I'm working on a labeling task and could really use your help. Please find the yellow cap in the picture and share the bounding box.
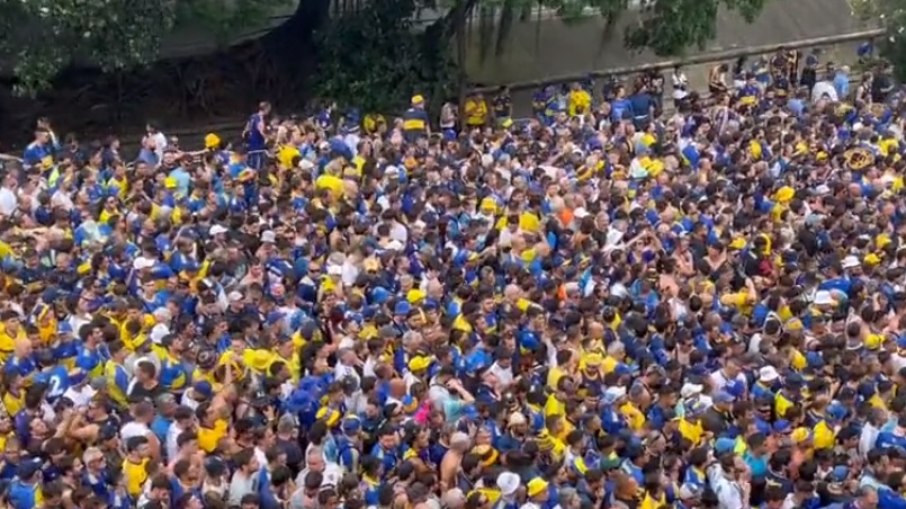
[877,234,892,250]
[865,333,883,350]
[774,186,795,204]
[164,176,178,189]
[243,349,274,372]
[791,427,811,445]
[521,248,537,264]
[408,355,431,372]
[204,133,221,149]
[527,478,549,498]
[729,238,747,251]
[411,94,424,105]
[407,289,426,304]
[480,197,497,213]
[864,253,882,266]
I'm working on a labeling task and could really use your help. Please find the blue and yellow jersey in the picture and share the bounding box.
[76,345,105,378]
[151,345,187,392]
[104,360,130,408]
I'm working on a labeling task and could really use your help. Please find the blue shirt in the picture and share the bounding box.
[247,113,267,151]
[4,356,36,379]
[168,167,191,197]
[33,365,70,402]
[22,142,51,168]
[8,480,39,509]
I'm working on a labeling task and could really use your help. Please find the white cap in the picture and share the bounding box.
[680,383,703,399]
[150,323,170,344]
[386,240,404,251]
[228,291,243,302]
[497,472,520,497]
[574,207,589,219]
[385,165,400,177]
[133,257,155,270]
[603,386,627,402]
[759,366,780,382]
[261,230,276,244]
[210,224,228,236]
[814,290,834,305]
[328,265,342,276]
[300,159,315,171]
[841,255,860,269]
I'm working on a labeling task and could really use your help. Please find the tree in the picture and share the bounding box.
[0,0,769,103]
[0,0,285,96]
[312,0,457,113]
[850,0,904,79]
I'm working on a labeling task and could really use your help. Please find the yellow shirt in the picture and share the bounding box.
[813,420,836,450]
[464,100,488,126]
[198,419,228,453]
[568,90,592,117]
[678,418,704,446]
[0,326,25,363]
[315,174,344,197]
[620,402,646,431]
[2,392,23,417]
[547,366,565,390]
[124,458,149,497]
[601,355,619,375]
[544,394,566,417]
[775,392,794,418]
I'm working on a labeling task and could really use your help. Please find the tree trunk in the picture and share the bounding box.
[456,0,468,119]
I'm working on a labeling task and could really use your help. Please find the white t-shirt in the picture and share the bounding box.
[62,385,96,408]
[0,187,17,216]
[121,421,153,442]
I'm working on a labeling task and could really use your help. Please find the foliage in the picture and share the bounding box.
[425,0,768,68]
[312,0,458,114]
[851,0,906,81]
[624,0,770,56]
[0,0,281,96]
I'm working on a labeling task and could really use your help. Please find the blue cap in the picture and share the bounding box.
[57,321,73,335]
[714,437,736,454]
[806,352,824,368]
[370,287,391,305]
[858,381,877,399]
[786,373,805,387]
[831,465,849,483]
[394,301,411,316]
[897,335,906,349]
[17,458,40,479]
[614,363,633,377]
[773,420,791,433]
[725,381,745,399]
[423,299,439,311]
[714,391,736,404]
[193,381,213,399]
[342,416,361,434]
[266,311,286,326]
[827,402,847,422]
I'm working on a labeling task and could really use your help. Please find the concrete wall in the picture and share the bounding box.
[461,0,872,86]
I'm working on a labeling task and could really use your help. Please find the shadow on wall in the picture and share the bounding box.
[462,0,868,86]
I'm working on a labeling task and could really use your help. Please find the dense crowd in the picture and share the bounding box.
[0,46,904,509]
